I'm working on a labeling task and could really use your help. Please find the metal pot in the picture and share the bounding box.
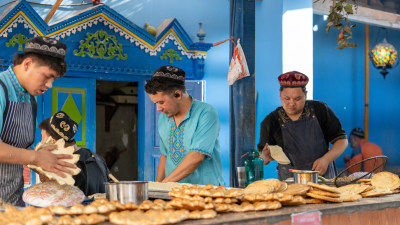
[292,170,319,184]
[104,182,118,201]
[116,181,148,205]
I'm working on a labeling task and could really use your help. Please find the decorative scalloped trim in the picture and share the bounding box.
[0,14,40,38]
[47,16,206,59]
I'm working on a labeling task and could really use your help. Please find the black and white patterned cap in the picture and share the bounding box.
[24,36,67,59]
[152,65,185,84]
[49,111,78,143]
[350,128,364,138]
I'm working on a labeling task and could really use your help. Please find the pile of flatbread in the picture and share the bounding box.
[28,137,81,186]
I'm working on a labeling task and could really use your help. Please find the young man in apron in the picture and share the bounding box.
[258,71,348,181]
[0,36,76,206]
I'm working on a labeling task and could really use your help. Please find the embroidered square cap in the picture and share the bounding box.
[278,71,309,87]
[24,36,67,59]
[49,111,78,143]
[152,65,185,84]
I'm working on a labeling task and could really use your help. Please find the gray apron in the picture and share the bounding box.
[277,111,336,181]
[0,79,36,206]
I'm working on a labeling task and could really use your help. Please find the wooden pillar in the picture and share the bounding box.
[229,0,255,187]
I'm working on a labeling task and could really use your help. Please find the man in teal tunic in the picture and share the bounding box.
[145,65,224,186]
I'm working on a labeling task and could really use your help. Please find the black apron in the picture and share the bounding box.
[277,111,336,181]
[0,78,36,206]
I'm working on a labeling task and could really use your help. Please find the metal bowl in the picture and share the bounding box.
[104,182,118,201]
[292,170,319,184]
[118,181,148,205]
[105,181,148,205]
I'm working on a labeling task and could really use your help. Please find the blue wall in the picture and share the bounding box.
[255,0,282,178]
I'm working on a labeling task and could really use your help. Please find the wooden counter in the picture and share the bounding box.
[100,193,400,225]
[177,193,400,225]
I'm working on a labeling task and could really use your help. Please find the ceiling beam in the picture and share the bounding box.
[44,0,63,24]
[313,0,400,30]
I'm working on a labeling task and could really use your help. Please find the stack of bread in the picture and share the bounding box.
[23,137,84,208]
[0,172,399,224]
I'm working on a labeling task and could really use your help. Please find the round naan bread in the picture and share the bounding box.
[23,181,85,207]
[269,145,291,165]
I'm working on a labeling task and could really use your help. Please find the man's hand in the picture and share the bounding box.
[312,157,330,175]
[343,155,350,163]
[259,144,274,165]
[34,145,77,178]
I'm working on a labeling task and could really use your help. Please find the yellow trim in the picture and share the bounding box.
[46,13,206,54]
[156,28,206,54]
[0,11,43,36]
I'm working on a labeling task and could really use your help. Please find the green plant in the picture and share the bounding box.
[317,0,358,49]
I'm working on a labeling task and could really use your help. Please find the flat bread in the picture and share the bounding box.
[281,195,306,206]
[23,181,85,207]
[371,172,400,190]
[306,193,343,203]
[269,145,291,165]
[244,179,277,195]
[339,194,362,202]
[28,137,81,186]
[276,182,288,192]
[307,182,341,194]
[283,183,310,195]
[253,201,282,211]
[338,184,370,194]
[305,198,325,204]
[361,188,393,197]
[308,189,339,198]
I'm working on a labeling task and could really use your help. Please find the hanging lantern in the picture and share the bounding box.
[369,38,398,79]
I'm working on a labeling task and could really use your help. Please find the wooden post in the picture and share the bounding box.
[229,0,255,187]
[364,1,369,139]
[44,0,63,24]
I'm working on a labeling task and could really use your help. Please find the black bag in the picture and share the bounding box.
[73,148,111,196]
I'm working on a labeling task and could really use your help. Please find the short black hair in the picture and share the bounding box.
[144,78,186,95]
[13,52,67,77]
[280,86,307,94]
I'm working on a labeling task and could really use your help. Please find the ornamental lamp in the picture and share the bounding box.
[369,37,398,79]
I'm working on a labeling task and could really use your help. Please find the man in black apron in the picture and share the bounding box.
[0,36,76,206]
[258,71,348,181]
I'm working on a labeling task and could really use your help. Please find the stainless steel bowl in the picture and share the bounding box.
[292,170,318,184]
[105,182,118,201]
[117,181,148,205]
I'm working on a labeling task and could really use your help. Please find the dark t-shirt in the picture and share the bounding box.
[257,100,347,151]
[73,148,111,196]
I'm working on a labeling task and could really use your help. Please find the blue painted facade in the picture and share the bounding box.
[0,0,215,183]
